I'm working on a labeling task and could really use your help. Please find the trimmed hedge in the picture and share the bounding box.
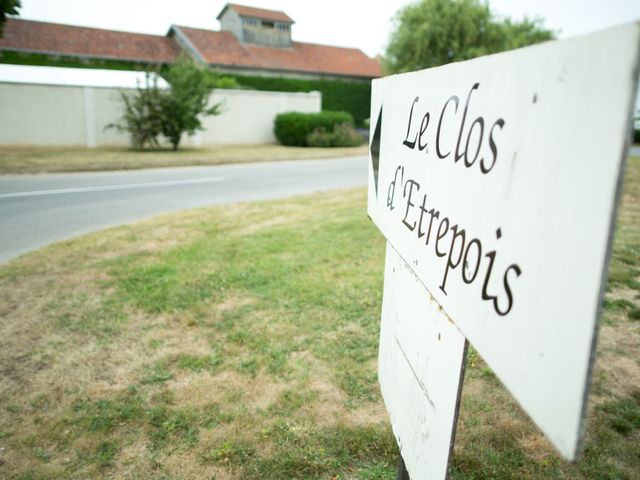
[229,74,372,127]
[274,111,354,146]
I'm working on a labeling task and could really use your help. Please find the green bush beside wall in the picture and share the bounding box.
[228,74,372,127]
[307,122,365,148]
[274,111,354,146]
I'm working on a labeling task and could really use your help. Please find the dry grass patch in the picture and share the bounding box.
[0,144,368,174]
[593,312,640,400]
[1,158,639,479]
[0,187,395,479]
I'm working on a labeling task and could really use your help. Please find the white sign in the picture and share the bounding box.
[369,23,640,460]
[379,242,467,480]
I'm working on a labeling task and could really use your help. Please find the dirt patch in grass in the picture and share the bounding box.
[594,320,640,399]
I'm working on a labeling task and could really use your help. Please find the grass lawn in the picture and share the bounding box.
[0,158,638,479]
[0,144,368,175]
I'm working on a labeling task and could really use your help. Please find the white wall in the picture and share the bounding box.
[0,82,321,147]
[188,89,321,146]
[0,83,87,146]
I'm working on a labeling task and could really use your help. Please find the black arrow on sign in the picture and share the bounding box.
[370,105,383,198]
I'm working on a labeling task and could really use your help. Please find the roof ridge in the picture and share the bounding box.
[169,25,206,64]
[217,3,294,23]
[226,2,288,15]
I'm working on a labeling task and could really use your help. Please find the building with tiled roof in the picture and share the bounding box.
[170,25,381,80]
[0,3,381,81]
[0,18,180,65]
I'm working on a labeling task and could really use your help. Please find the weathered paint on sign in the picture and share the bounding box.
[369,23,640,460]
[379,242,467,480]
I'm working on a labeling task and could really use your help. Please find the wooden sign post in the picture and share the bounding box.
[380,242,467,480]
[369,23,640,479]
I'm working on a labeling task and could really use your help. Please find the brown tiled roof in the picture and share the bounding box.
[218,4,294,24]
[0,18,180,64]
[176,26,382,79]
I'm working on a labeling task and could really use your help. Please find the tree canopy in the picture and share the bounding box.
[0,0,20,37]
[384,0,554,73]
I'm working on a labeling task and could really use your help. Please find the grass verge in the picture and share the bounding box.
[0,144,368,175]
[0,158,638,478]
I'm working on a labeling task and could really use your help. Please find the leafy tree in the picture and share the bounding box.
[160,56,227,150]
[0,0,20,37]
[385,0,554,73]
[110,57,238,150]
[501,16,557,49]
[108,73,165,150]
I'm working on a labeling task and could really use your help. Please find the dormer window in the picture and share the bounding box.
[218,3,294,48]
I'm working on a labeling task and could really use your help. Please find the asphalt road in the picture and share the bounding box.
[0,156,368,264]
[2,147,639,265]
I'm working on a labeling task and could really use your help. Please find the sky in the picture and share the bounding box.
[15,0,640,58]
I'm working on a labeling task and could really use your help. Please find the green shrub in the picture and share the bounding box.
[274,111,354,146]
[634,128,640,144]
[306,128,334,148]
[230,74,372,127]
[307,123,364,148]
[107,73,165,150]
[331,123,365,147]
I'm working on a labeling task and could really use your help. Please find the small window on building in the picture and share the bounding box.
[262,21,275,28]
